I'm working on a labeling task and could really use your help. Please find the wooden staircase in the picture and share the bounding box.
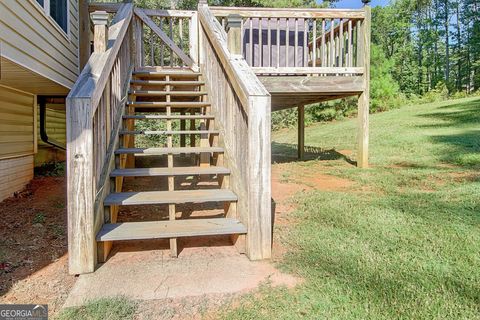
[96,68,246,257]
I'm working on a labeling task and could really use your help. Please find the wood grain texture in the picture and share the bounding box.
[111,166,230,177]
[97,218,247,241]
[115,146,224,155]
[104,189,238,206]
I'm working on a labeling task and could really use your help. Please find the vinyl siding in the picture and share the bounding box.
[0,155,34,202]
[0,85,35,159]
[0,0,80,89]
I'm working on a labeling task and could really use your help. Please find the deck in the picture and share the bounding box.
[66,1,371,274]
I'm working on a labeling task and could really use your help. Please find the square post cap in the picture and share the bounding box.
[91,11,109,25]
[226,14,242,31]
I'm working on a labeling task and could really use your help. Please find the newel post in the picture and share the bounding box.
[357,1,371,168]
[91,11,109,52]
[226,14,242,55]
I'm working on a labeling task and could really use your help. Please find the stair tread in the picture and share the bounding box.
[133,70,201,76]
[130,80,205,85]
[104,189,237,206]
[115,147,224,155]
[129,90,207,96]
[123,115,214,120]
[97,218,246,241]
[111,166,230,177]
[119,130,219,135]
[127,101,210,107]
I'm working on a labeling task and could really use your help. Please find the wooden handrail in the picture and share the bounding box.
[67,3,134,274]
[69,3,133,110]
[210,7,365,19]
[198,5,269,110]
[199,4,272,260]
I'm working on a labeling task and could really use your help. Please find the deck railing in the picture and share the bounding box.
[198,3,272,260]
[67,3,134,274]
[211,7,367,75]
[132,8,198,68]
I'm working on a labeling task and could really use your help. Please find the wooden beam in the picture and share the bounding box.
[357,5,371,168]
[134,8,194,67]
[210,7,366,19]
[298,105,304,160]
[79,0,90,70]
[259,75,363,94]
[252,66,364,75]
[88,2,122,13]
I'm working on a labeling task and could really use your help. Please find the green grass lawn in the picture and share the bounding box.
[221,97,480,319]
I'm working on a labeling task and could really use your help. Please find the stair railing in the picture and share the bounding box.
[198,3,272,260]
[66,3,134,275]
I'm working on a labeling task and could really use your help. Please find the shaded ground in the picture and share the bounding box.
[0,176,75,315]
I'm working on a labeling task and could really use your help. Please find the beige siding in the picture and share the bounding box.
[0,0,80,89]
[38,106,67,147]
[0,85,35,159]
[0,154,34,202]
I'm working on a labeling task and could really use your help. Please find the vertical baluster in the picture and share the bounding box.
[294,18,298,67]
[160,17,164,66]
[150,30,154,66]
[285,18,289,67]
[276,18,280,68]
[222,17,226,29]
[249,18,253,66]
[179,17,184,66]
[321,19,325,67]
[169,17,174,66]
[267,18,271,67]
[303,19,308,67]
[259,18,263,67]
[240,18,244,57]
[339,19,344,67]
[312,19,317,68]
[330,19,335,67]
[348,19,353,67]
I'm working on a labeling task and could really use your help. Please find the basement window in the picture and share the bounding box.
[34,0,69,35]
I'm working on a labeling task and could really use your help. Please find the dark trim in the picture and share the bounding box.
[38,96,66,151]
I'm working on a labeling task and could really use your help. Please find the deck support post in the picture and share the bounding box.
[79,0,90,70]
[356,4,371,168]
[297,105,305,160]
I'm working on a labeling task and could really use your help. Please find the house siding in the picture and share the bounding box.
[0,85,35,202]
[0,0,80,89]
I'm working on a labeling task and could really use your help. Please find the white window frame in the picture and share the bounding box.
[31,0,71,40]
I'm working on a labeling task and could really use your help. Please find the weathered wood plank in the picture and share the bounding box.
[115,146,224,155]
[252,66,364,75]
[104,189,238,206]
[210,7,366,19]
[258,75,363,94]
[97,218,247,241]
[111,166,230,177]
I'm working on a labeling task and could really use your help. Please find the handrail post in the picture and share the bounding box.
[227,14,242,56]
[357,1,370,168]
[91,11,109,52]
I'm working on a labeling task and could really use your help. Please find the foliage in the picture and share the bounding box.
[34,162,65,177]
[57,297,137,320]
[221,97,480,319]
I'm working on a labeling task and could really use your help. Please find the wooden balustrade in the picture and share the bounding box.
[67,3,134,274]
[133,9,198,69]
[211,6,366,75]
[198,4,272,260]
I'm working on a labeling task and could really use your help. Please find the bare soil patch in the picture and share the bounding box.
[0,176,74,315]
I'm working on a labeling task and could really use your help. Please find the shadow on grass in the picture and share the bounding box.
[271,142,356,165]
[417,99,480,129]
[416,98,480,168]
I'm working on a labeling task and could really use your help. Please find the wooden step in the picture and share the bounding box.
[130,80,205,86]
[104,189,237,206]
[115,147,224,155]
[111,166,230,177]
[133,71,201,78]
[129,90,207,97]
[119,130,219,135]
[127,101,210,108]
[123,115,214,120]
[97,218,246,241]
